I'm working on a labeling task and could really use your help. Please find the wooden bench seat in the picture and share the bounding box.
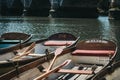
[43,69,93,75]
[57,69,93,74]
[0,40,21,43]
[72,50,115,56]
[44,40,74,46]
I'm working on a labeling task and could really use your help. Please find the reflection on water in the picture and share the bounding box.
[0,16,117,40]
[0,16,120,59]
[98,17,115,40]
[0,17,119,39]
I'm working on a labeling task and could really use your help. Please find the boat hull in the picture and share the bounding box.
[0,33,77,76]
[0,39,117,80]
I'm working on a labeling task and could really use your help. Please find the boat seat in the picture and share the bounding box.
[57,69,93,74]
[43,69,93,74]
[44,40,74,46]
[0,40,21,43]
[72,50,115,56]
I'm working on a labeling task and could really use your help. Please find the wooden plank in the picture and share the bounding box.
[71,67,88,80]
[80,65,98,79]
[76,67,92,80]
[43,65,93,75]
[57,66,81,80]
[57,69,93,74]
[94,66,103,73]
[76,64,99,80]
[56,64,103,80]
[60,66,86,80]
[56,64,100,80]
[71,66,86,79]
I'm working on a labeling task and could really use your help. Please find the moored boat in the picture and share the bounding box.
[0,38,117,80]
[0,32,32,53]
[0,32,76,76]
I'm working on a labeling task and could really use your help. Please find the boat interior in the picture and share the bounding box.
[15,39,116,80]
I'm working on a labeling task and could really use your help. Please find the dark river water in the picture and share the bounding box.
[0,16,120,60]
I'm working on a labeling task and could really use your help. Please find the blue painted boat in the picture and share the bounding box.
[0,32,32,53]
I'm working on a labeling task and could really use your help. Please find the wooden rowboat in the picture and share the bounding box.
[0,38,117,80]
[0,32,32,53]
[0,33,76,76]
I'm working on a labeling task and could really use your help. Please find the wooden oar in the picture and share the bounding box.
[46,37,80,72]
[13,47,34,59]
[34,60,71,80]
[12,42,36,59]
[46,46,65,72]
[22,42,36,54]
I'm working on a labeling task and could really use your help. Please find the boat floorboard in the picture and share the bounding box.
[50,64,103,80]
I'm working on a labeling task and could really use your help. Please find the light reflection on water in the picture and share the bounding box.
[0,16,120,42]
[0,17,119,40]
[0,18,109,38]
